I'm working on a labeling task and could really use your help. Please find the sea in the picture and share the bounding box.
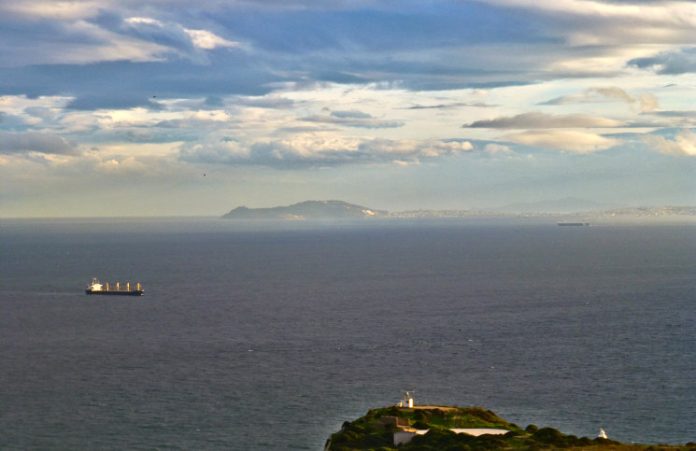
[1,218,694,450]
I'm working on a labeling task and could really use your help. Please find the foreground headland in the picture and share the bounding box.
[325,405,695,451]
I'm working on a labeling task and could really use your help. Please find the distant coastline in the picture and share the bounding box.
[222,200,696,222]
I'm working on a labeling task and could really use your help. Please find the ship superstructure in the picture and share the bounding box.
[85,277,143,296]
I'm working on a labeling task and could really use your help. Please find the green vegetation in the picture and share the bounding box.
[325,406,696,451]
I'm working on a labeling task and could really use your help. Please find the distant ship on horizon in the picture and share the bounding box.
[85,277,143,296]
[557,222,590,226]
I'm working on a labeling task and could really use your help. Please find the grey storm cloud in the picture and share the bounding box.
[0,58,278,111]
[0,132,76,154]
[464,112,623,129]
[629,48,696,75]
[0,0,635,110]
[330,110,372,119]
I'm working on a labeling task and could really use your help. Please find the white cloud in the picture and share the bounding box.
[121,16,242,62]
[183,29,240,50]
[541,87,660,113]
[0,1,103,20]
[638,93,659,113]
[124,17,240,51]
[487,0,696,28]
[542,87,633,105]
[484,143,512,154]
[125,17,163,26]
[0,18,169,66]
[93,155,149,173]
[180,134,473,167]
[642,129,696,156]
[504,130,621,153]
[483,1,696,78]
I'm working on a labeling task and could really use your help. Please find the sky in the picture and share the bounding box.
[0,0,695,217]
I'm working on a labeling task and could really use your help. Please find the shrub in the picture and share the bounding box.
[412,420,430,430]
[470,435,507,450]
[525,424,539,433]
[532,427,566,445]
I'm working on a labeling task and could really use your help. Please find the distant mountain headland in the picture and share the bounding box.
[325,404,693,451]
[222,200,696,221]
[222,200,387,220]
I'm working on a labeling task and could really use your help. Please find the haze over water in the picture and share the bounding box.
[1,219,694,450]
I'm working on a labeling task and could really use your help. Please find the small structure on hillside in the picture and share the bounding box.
[394,427,429,446]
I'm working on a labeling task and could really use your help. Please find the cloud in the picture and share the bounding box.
[638,93,659,113]
[123,16,240,52]
[301,110,404,129]
[0,112,37,130]
[233,96,296,109]
[642,129,696,156]
[484,143,513,154]
[651,110,696,126]
[23,106,58,120]
[406,102,495,110]
[0,6,188,67]
[0,6,242,68]
[91,155,149,173]
[540,87,659,113]
[66,95,163,111]
[330,110,371,119]
[487,0,696,32]
[3,0,690,109]
[465,112,623,129]
[179,135,472,167]
[153,110,235,129]
[120,16,241,63]
[504,130,621,153]
[541,87,632,105]
[0,131,77,154]
[591,87,634,103]
[0,57,278,110]
[183,29,240,50]
[629,47,696,74]
[0,1,102,20]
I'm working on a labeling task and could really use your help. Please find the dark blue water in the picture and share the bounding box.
[1,219,694,450]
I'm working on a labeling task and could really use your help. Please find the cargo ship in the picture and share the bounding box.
[85,277,143,296]
[557,222,590,226]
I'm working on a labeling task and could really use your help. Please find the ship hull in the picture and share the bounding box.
[557,222,590,226]
[85,290,144,296]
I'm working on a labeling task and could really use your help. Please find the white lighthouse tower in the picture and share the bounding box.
[399,391,415,408]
